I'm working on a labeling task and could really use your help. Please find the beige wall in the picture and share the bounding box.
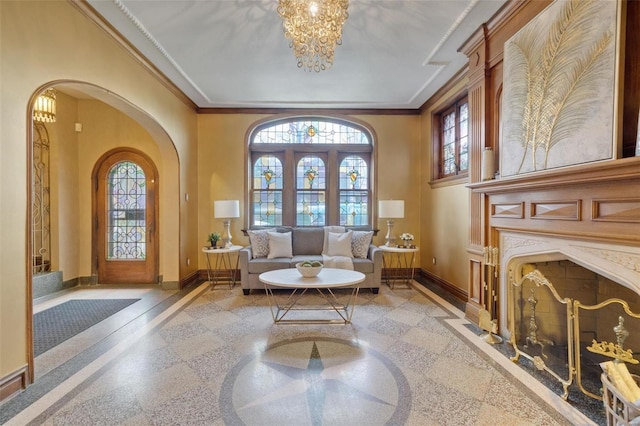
[1,1,197,379]
[49,92,81,277]
[197,114,422,269]
[419,79,471,293]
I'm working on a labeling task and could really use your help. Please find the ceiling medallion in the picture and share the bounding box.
[277,0,349,72]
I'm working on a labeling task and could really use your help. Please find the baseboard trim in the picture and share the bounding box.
[195,269,240,284]
[418,269,468,304]
[179,270,201,289]
[0,365,28,403]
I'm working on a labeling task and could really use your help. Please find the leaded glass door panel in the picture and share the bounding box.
[95,150,157,283]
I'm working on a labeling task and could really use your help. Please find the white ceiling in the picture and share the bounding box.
[86,0,507,110]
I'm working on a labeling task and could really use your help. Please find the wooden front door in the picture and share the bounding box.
[94,150,158,283]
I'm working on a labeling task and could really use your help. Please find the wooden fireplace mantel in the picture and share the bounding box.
[468,157,640,195]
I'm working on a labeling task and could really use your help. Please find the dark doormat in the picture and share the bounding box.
[34,299,140,356]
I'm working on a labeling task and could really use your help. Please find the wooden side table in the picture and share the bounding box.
[378,245,419,289]
[202,245,242,289]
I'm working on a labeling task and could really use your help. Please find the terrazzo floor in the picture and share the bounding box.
[1,281,597,425]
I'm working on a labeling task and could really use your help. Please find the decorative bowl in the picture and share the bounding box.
[296,262,323,278]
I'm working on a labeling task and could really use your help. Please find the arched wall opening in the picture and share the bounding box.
[27,80,182,379]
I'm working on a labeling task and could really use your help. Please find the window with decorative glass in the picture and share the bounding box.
[433,96,469,181]
[250,118,373,228]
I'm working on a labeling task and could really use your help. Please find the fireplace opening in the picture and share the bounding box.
[508,259,640,401]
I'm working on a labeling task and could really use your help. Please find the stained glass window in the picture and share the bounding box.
[253,119,369,145]
[250,117,373,227]
[251,155,284,226]
[437,97,469,179]
[296,156,325,226]
[459,102,469,172]
[107,161,146,260]
[339,156,368,226]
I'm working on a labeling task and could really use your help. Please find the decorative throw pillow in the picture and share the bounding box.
[351,230,374,258]
[267,231,293,259]
[322,226,346,254]
[248,229,274,259]
[326,231,353,257]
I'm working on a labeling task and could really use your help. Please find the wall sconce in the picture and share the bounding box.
[378,200,404,247]
[214,200,240,248]
[33,88,57,123]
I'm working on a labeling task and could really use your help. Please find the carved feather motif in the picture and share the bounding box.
[503,0,614,174]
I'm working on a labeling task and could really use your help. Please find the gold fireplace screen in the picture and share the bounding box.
[509,264,640,401]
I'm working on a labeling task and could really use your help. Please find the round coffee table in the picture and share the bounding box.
[259,268,365,324]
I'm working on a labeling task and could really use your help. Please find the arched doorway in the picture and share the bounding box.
[93,149,159,283]
[26,82,181,383]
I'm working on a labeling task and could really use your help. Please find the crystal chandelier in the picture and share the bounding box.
[33,88,57,123]
[277,0,349,72]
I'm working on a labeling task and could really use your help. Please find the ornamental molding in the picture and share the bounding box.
[502,235,544,255]
[575,247,640,274]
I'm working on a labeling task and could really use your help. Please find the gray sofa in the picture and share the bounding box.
[239,227,382,295]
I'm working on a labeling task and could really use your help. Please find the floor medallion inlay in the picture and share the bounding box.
[220,337,411,425]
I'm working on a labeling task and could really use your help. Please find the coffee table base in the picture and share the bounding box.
[265,286,360,325]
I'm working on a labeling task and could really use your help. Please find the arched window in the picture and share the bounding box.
[249,118,373,228]
[107,161,147,259]
[339,155,368,226]
[251,155,284,226]
[296,155,325,226]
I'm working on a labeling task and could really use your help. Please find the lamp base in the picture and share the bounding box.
[223,219,233,248]
[384,219,396,247]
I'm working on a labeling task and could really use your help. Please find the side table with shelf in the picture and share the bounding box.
[202,245,242,289]
[378,245,419,289]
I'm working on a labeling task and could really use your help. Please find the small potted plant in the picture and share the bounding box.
[208,232,221,248]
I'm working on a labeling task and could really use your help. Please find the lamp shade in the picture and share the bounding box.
[378,200,404,219]
[214,200,240,218]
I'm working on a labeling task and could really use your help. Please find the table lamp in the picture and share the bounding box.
[378,200,404,247]
[214,200,240,248]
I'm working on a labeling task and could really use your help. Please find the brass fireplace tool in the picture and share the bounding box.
[524,288,555,359]
[479,246,502,344]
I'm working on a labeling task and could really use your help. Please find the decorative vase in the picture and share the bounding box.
[210,241,217,248]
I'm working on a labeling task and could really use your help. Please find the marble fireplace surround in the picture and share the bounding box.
[498,231,640,337]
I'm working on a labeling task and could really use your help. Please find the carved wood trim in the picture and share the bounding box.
[492,202,524,218]
[531,200,581,221]
[592,198,640,223]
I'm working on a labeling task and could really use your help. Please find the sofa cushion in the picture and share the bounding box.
[247,258,291,274]
[351,231,374,258]
[326,231,353,257]
[267,231,292,258]
[291,227,324,255]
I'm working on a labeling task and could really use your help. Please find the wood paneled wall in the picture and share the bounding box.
[459,0,551,323]
[458,0,640,325]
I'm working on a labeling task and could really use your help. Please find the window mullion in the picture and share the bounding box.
[326,149,338,225]
[283,149,295,226]
[455,105,461,175]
